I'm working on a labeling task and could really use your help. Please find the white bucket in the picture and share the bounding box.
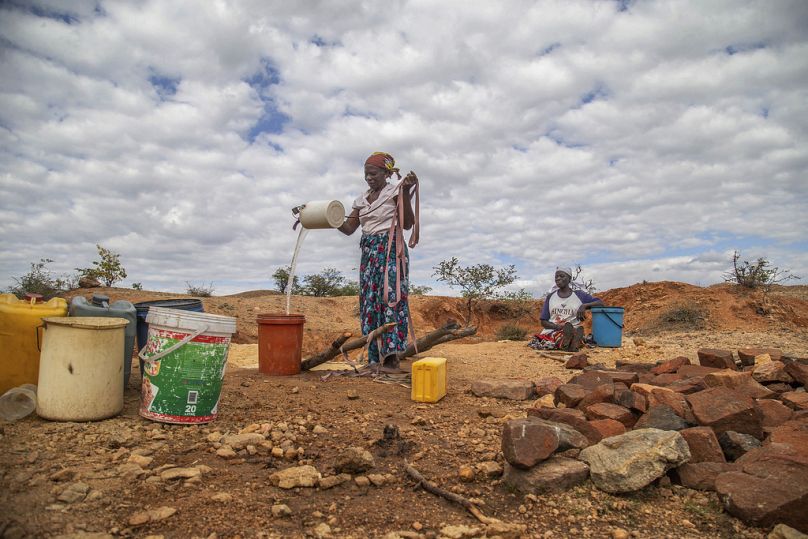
[37,317,129,421]
[297,200,345,229]
[138,307,236,424]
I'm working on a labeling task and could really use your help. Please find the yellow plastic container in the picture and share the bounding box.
[0,294,68,394]
[411,357,447,403]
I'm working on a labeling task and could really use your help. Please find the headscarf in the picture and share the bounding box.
[365,152,401,179]
[555,266,573,278]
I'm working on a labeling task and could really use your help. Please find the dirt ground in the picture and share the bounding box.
[2,282,807,538]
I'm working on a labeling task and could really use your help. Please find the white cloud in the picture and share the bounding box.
[1,0,806,297]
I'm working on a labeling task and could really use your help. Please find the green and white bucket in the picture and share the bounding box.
[138,307,236,424]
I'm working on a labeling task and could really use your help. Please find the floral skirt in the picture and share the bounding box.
[359,232,410,363]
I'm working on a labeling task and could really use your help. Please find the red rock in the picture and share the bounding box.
[715,442,808,531]
[614,389,648,413]
[576,383,615,410]
[634,405,690,431]
[554,384,587,408]
[738,348,783,365]
[665,377,706,395]
[678,364,721,377]
[752,361,794,384]
[650,373,686,386]
[584,403,636,428]
[502,457,590,494]
[766,383,796,394]
[501,418,559,469]
[527,407,602,445]
[648,387,695,423]
[784,362,808,387]
[768,418,808,449]
[756,400,794,429]
[697,349,737,370]
[615,361,654,373]
[679,426,726,463]
[534,376,564,397]
[651,356,690,375]
[781,392,808,411]
[675,462,740,491]
[588,418,626,439]
[686,387,763,439]
[571,370,638,389]
[565,353,589,370]
[704,370,775,399]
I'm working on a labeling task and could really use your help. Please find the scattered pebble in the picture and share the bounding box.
[271,504,292,517]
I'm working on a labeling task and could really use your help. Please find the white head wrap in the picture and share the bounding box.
[555,266,573,278]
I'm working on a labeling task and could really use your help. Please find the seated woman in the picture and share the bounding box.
[529,267,603,352]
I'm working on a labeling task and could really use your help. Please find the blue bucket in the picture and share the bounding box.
[591,307,624,348]
[134,299,204,351]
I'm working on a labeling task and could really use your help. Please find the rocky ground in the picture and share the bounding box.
[1,283,807,538]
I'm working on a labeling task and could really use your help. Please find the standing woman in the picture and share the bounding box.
[338,152,419,364]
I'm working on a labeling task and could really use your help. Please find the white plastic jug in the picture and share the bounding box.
[36,316,129,421]
[293,200,346,229]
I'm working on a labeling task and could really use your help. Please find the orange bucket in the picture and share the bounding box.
[257,314,305,375]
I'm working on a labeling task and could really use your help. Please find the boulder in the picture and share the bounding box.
[678,364,721,378]
[674,462,740,491]
[579,428,691,494]
[782,392,808,411]
[615,361,654,373]
[686,387,763,439]
[784,362,808,387]
[634,405,691,431]
[738,348,783,365]
[471,379,534,400]
[665,377,706,395]
[502,457,589,494]
[768,524,808,539]
[584,403,636,428]
[576,383,615,410]
[565,353,589,370]
[78,276,101,288]
[614,389,648,413]
[588,419,626,439]
[501,418,559,469]
[704,370,775,399]
[718,431,762,461]
[528,408,602,445]
[753,362,794,384]
[269,465,321,489]
[756,399,794,429]
[679,426,726,463]
[534,376,564,397]
[554,384,587,408]
[697,349,737,370]
[768,418,808,449]
[647,387,695,422]
[334,447,375,474]
[650,373,686,386]
[651,356,690,375]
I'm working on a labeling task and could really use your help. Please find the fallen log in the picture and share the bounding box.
[300,332,352,371]
[393,324,477,360]
[300,323,395,371]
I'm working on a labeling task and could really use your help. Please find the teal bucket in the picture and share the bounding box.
[591,307,624,348]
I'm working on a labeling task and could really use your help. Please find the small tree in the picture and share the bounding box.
[7,259,74,299]
[302,267,346,297]
[724,250,799,289]
[76,244,127,287]
[433,257,517,325]
[410,284,433,295]
[272,266,303,295]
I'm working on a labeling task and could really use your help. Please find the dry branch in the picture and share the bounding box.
[404,462,498,525]
[300,332,352,371]
[300,323,395,371]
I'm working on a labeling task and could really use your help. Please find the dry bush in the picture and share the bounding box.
[496,324,528,341]
[658,303,708,329]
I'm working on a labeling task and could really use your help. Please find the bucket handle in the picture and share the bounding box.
[138,325,208,364]
[600,311,624,329]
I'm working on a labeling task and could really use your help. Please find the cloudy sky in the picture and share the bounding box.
[1,0,807,297]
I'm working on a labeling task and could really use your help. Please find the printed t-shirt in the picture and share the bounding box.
[539,290,600,335]
[352,182,398,235]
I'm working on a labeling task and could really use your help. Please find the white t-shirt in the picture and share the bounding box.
[352,182,399,235]
[539,290,593,335]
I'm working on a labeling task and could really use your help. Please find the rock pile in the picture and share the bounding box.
[493,348,808,532]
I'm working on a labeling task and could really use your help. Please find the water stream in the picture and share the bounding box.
[285,228,309,314]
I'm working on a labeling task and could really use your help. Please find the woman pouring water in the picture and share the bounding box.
[338,152,420,365]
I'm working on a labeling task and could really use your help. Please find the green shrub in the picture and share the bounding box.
[496,324,528,341]
[75,244,127,287]
[185,281,215,297]
[7,259,75,299]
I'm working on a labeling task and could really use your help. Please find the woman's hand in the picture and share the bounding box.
[402,171,419,190]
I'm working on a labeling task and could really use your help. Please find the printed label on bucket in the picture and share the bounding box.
[140,328,230,424]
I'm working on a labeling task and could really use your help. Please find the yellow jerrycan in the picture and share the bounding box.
[0,293,68,394]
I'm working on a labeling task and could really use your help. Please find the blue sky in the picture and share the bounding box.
[1,0,806,296]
